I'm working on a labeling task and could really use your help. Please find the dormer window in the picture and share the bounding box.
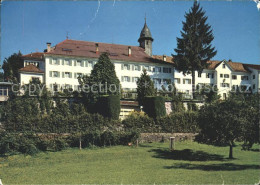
[222,64,226,68]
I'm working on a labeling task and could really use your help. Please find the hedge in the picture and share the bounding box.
[143,96,166,119]
[96,95,120,120]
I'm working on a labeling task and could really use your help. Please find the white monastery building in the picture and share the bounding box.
[18,21,260,99]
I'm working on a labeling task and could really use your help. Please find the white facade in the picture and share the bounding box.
[44,55,174,92]
[20,73,44,85]
[20,56,260,100]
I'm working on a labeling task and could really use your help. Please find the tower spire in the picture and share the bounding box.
[145,13,146,24]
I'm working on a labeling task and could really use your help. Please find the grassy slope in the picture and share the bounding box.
[0,141,259,184]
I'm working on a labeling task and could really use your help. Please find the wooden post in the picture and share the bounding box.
[136,139,139,147]
[170,137,175,150]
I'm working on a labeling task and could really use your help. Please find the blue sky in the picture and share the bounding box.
[1,1,259,65]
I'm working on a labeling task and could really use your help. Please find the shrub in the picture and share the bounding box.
[157,111,199,133]
[122,111,155,132]
[143,96,166,119]
[96,95,120,120]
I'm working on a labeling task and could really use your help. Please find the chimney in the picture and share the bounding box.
[163,55,166,62]
[228,59,232,62]
[47,42,51,52]
[128,46,132,57]
[95,43,99,54]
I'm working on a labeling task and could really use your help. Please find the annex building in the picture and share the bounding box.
[18,21,260,100]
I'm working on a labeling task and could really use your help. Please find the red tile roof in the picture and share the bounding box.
[227,61,250,73]
[206,60,221,70]
[244,64,260,71]
[19,64,44,74]
[22,52,44,60]
[153,55,174,64]
[120,101,139,107]
[45,39,173,65]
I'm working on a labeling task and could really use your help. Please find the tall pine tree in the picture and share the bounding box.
[79,53,121,108]
[173,1,217,98]
[136,69,156,106]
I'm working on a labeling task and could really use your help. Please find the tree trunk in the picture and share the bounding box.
[229,142,233,159]
[192,71,196,99]
[79,136,82,150]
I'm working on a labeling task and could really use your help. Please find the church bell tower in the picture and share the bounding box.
[138,17,154,56]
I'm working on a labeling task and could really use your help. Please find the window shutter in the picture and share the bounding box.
[128,77,130,82]
[57,59,60,65]
[127,65,130,70]
[85,61,88,67]
[183,79,185,84]
[74,73,77,79]
[74,60,76,66]
[121,76,124,82]
[69,72,72,78]
[62,72,65,78]
[132,65,134,71]
[49,71,52,77]
[138,66,141,71]
[49,58,52,65]
[69,60,72,66]
[62,59,64,65]
[57,72,60,78]
[81,61,84,67]
[121,64,124,70]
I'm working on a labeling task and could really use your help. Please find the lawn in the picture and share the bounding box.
[0,141,259,184]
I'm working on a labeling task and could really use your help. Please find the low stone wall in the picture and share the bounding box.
[139,133,198,143]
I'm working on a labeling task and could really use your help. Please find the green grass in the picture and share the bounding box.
[0,141,259,184]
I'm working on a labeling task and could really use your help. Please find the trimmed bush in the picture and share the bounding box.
[143,96,166,119]
[96,95,120,120]
[122,111,155,132]
[157,111,199,133]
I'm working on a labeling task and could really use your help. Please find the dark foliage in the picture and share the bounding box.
[143,96,166,119]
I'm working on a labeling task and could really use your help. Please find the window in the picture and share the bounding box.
[122,76,130,82]
[123,64,130,70]
[31,77,40,83]
[132,77,139,82]
[241,76,249,80]
[88,61,94,68]
[153,78,161,84]
[64,59,70,65]
[220,74,223,78]
[232,75,237,80]
[163,67,172,73]
[253,84,255,89]
[53,59,59,65]
[163,79,171,84]
[76,60,82,66]
[220,83,230,87]
[75,73,83,79]
[198,73,201,78]
[134,65,140,71]
[63,72,72,78]
[64,84,72,89]
[53,71,59,78]
[222,64,226,68]
[253,75,255,79]
[153,67,161,72]
[206,73,210,78]
[211,73,214,79]
[224,74,229,78]
[174,78,180,84]
[183,79,191,84]
[143,66,151,71]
